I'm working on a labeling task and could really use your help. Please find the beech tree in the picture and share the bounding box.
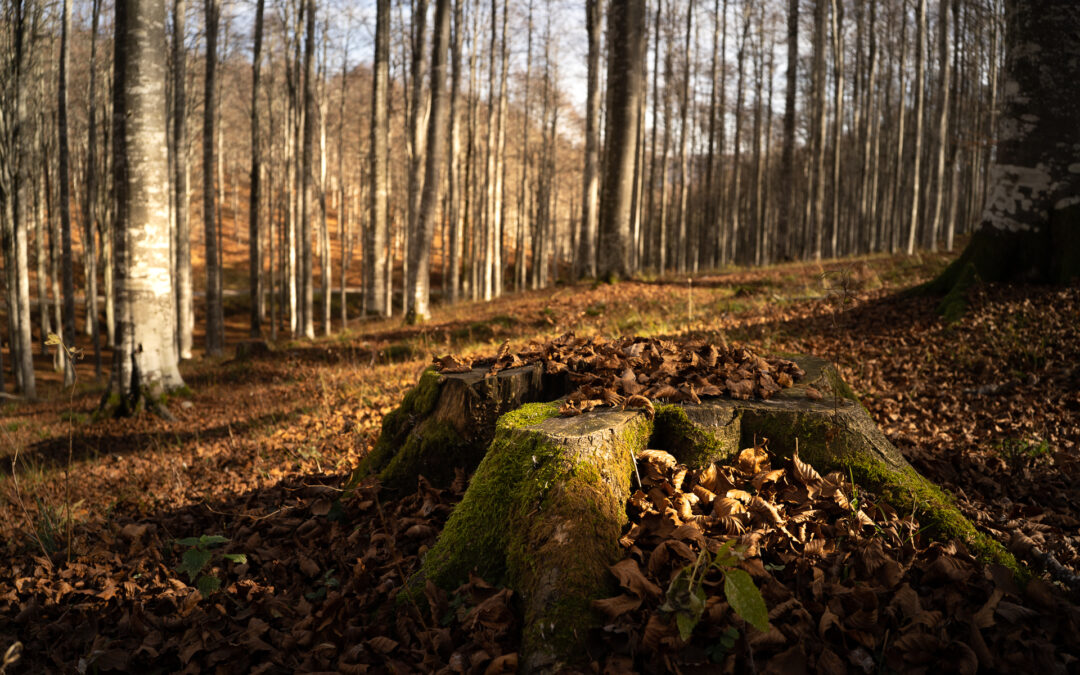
[203,0,224,355]
[597,0,647,281]
[931,0,1079,290]
[110,0,185,411]
[367,0,390,317]
[406,0,450,323]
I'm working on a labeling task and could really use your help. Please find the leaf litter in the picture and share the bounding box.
[2,255,1079,672]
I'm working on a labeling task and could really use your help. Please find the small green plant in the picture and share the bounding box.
[705,626,740,663]
[304,568,340,601]
[661,540,769,642]
[995,437,1051,472]
[175,534,246,596]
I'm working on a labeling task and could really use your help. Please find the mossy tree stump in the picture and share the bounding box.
[357,355,1020,673]
[349,364,566,489]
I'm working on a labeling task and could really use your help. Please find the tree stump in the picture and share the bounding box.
[358,354,1020,673]
[349,365,566,490]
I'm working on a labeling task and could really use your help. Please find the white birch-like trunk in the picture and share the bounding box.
[112,0,184,400]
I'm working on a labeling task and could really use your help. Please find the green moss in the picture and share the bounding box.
[842,458,1027,581]
[746,407,1026,581]
[937,261,978,323]
[420,411,652,668]
[378,420,469,489]
[497,400,561,431]
[347,368,443,488]
[824,367,860,404]
[421,426,555,587]
[652,404,740,467]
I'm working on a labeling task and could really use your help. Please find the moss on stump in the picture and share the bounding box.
[348,364,558,490]
[420,403,650,673]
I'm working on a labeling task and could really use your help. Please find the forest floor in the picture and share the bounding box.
[1,249,1079,673]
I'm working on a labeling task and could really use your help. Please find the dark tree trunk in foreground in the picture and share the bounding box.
[111,0,185,410]
[598,0,647,281]
[930,0,1080,291]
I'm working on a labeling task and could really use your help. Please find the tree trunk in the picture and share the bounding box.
[580,0,603,279]
[300,0,317,339]
[447,0,464,303]
[777,0,797,262]
[926,0,949,252]
[406,0,450,323]
[810,0,827,261]
[367,0,390,317]
[829,0,844,259]
[249,0,265,337]
[111,0,185,411]
[929,1,1080,290]
[905,0,926,255]
[406,0,430,315]
[675,0,693,273]
[598,0,647,282]
[203,0,224,355]
[58,0,74,391]
[85,0,104,377]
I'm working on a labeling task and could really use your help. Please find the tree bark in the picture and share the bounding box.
[300,0,316,339]
[203,0,224,355]
[367,0,390,316]
[58,0,75,390]
[249,0,265,337]
[777,0,797,262]
[111,0,185,410]
[406,0,450,323]
[581,0,603,279]
[905,0,927,255]
[598,0,647,282]
[929,1,1080,289]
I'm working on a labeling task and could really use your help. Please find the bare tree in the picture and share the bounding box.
[580,0,603,279]
[203,0,224,355]
[249,0,265,337]
[110,0,185,412]
[367,0,390,316]
[406,0,450,322]
[58,0,74,389]
[598,0,647,281]
[906,0,926,255]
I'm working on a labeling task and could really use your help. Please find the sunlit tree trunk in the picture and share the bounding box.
[84,0,104,376]
[111,0,185,409]
[926,0,949,252]
[300,0,316,338]
[406,0,450,323]
[906,0,926,255]
[367,0,390,316]
[580,0,603,279]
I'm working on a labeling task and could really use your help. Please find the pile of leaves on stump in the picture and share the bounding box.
[435,334,805,416]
